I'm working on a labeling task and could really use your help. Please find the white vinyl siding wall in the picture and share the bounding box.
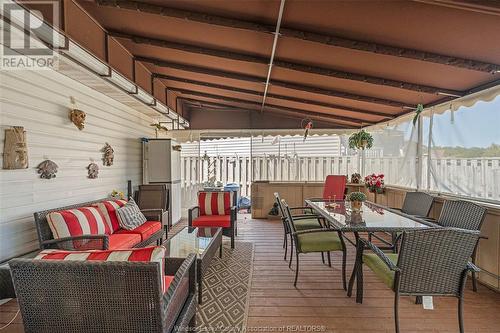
[0,69,155,262]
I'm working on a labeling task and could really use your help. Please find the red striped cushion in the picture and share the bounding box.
[47,207,110,239]
[198,191,231,216]
[35,246,169,291]
[94,199,127,232]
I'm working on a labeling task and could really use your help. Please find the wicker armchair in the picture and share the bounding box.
[369,192,434,253]
[274,193,322,261]
[9,254,197,333]
[432,200,487,292]
[353,228,480,333]
[135,184,170,232]
[34,198,165,251]
[281,199,347,288]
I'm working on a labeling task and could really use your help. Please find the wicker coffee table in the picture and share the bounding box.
[163,227,222,304]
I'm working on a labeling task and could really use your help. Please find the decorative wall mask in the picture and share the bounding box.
[101,143,114,166]
[3,126,28,169]
[37,160,58,179]
[87,163,99,179]
[69,109,86,130]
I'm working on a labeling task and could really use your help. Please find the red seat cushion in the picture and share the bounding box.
[115,221,162,241]
[192,215,231,228]
[108,233,141,249]
[164,275,174,292]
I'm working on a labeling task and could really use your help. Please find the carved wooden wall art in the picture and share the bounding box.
[101,143,114,166]
[37,160,58,179]
[3,126,28,169]
[69,109,86,130]
[87,163,99,179]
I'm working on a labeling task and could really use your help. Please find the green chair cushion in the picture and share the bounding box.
[294,218,323,231]
[362,253,398,289]
[297,231,343,253]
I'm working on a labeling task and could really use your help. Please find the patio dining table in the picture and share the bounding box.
[305,199,440,303]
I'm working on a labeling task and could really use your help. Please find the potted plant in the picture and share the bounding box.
[348,191,366,211]
[348,130,374,150]
[364,173,385,193]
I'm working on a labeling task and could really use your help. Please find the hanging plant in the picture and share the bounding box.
[348,130,373,150]
[412,103,424,126]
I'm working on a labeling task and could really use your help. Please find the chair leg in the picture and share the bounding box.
[327,252,332,267]
[472,249,478,292]
[284,233,288,261]
[230,229,235,249]
[392,232,398,254]
[321,252,325,264]
[394,293,400,333]
[415,296,422,304]
[283,231,286,249]
[458,296,464,333]
[294,253,300,287]
[219,243,223,258]
[289,238,294,268]
[355,258,364,304]
[341,248,347,291]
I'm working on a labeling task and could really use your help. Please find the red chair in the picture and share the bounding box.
[322,175,347,200]
[188,191,237,248]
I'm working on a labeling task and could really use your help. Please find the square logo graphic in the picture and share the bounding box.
[1,0,61,70]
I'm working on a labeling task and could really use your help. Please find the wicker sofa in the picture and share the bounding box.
[9,251,197,333]
[34,198,165,251]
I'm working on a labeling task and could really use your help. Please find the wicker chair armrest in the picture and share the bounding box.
[41,235,109,250]
[466,262,480,273]
[358,238,400,272]
[162,254,197,329]
[188,206,200,226]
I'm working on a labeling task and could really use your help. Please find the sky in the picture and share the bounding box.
[428,95,500,148]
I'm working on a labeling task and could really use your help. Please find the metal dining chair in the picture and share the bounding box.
[354,228,480,333]
[274,193,323,261]
[281,199,347,289]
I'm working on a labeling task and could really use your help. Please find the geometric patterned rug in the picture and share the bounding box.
[196,242,254,332]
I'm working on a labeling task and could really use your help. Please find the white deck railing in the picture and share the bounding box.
[181,156,500,202]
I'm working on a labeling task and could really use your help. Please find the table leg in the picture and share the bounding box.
[219,243,223,258]
[347,232,360,298]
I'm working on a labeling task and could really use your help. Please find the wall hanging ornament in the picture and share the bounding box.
[101,143,114,166]
[69,109,86,130]
[87,162,99,179]
[37,160,58,179]
[3,126,28,169]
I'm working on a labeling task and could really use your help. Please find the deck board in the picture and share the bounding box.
[1,215,499,332]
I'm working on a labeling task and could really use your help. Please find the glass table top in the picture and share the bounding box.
[305,200,436,232]
[164,227,220,258]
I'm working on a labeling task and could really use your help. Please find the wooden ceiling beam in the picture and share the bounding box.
[172,88,370,125]
[157,74,395,119]
[181,98,353,128]
[138,56,410,108]
[96,0,500,73]
[111,31,463,96]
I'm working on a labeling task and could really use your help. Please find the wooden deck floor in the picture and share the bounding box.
[1,215,499,332]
